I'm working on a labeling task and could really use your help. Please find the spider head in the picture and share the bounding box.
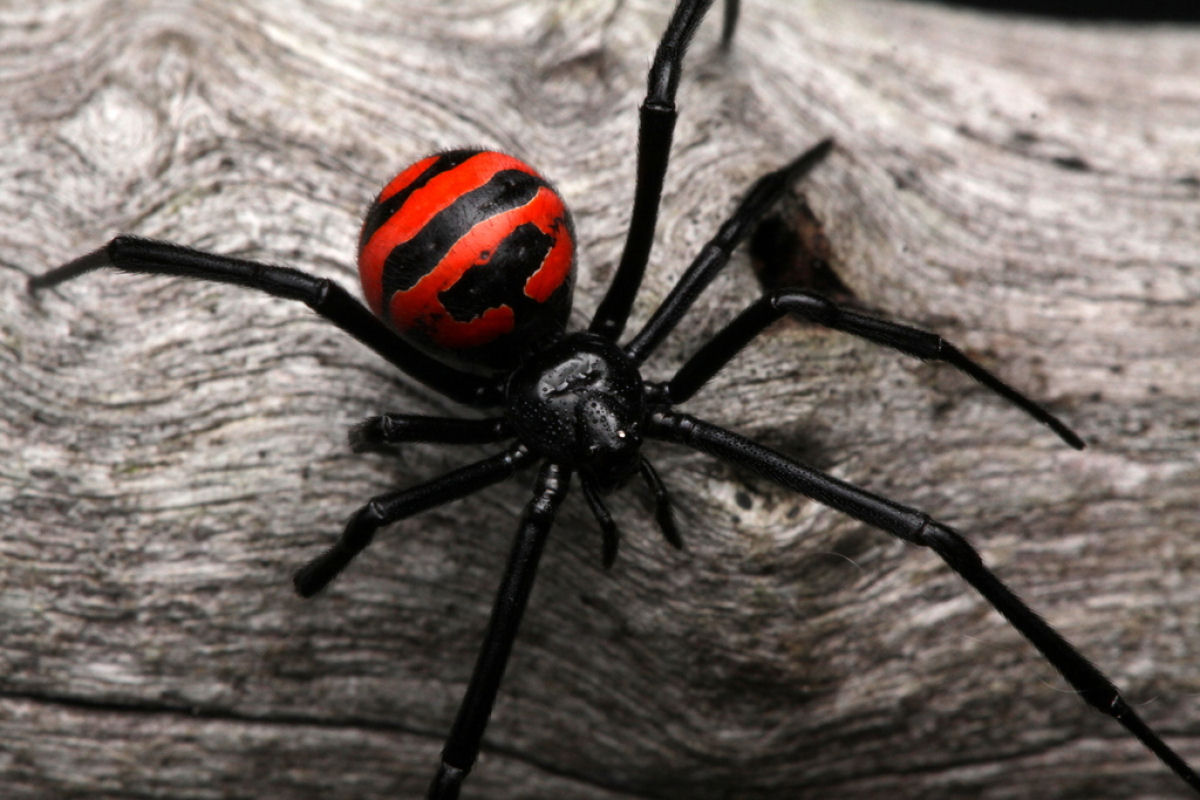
[505,332,645,488]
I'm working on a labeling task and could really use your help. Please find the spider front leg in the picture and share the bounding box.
[649,411,1200,794]
[590,0,740,340]
[294,444,535,596]
[429,462,570,800]
[619,136,1080,446]
[28,236,502,406]
[666,288,1084,448]
[623,138,834,363]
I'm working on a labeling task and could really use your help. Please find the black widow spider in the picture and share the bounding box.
[27,0,1200,797]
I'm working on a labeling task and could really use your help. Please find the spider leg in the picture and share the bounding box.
[581,478,621,568]
[623,139,834,363]
[639,457,683,549]
[719,0,740,49]
[666,289,1084,448]
[590,0,725,340]
[28,237,502,407]
[293,444,535,596]
[580,459,682,567]
[429,462,570,800]
[649,410,1200,793]
[349,414,510,453]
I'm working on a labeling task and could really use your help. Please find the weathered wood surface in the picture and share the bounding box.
[2,1,1198,798]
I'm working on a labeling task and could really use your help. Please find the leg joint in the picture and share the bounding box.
[772,289,838,326]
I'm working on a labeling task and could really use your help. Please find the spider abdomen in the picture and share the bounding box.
[358,149,576,370]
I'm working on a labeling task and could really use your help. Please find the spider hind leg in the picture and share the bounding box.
[29,236,501,406]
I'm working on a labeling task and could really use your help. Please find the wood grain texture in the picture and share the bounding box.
[2,1,1198,798]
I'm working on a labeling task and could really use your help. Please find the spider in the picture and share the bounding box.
[26,0,1199,797]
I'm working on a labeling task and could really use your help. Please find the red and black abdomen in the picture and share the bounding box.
[358,149,576,371]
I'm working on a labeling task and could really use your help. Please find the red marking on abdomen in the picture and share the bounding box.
[387,186,570,348]
[524,216,573,302]
[378,155,439,204]
[359,152,539,316]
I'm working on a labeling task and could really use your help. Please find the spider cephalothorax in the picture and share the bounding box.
[505,333,645,488]
[27,0,1199,798]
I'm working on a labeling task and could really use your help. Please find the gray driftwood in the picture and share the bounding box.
[2,1,1198,798]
